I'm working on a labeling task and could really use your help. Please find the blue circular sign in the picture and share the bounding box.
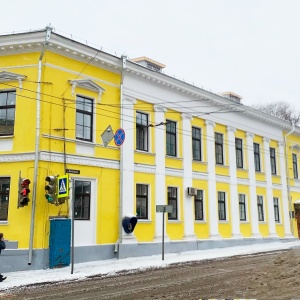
[114,128,125,146]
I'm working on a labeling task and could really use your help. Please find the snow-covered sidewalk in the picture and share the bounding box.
[1,240,300,291]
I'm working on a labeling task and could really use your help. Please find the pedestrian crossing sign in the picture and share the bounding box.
[57,175,69,198]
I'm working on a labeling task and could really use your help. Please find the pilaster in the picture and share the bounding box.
[227,126,241,237]
[278,141,293,237]
[121,96,137,241]
[205,120,220,238]
[263,137,277,237]
[181,113,196,239]
[154,105,168,241]
[246,132,261,237]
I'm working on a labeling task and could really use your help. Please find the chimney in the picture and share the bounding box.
[131,56,165,72]
[219,91,242,103]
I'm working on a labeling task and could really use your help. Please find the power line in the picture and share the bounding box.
[0,85,291,160]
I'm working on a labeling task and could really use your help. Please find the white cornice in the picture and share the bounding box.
[0,151,120,169]
[216,175,230,183]
[40,152,119,169]
[0,153,35,162]
[0,31,121,75]
[192,172,208,180]
[0,30,297,134]
[134,164,156,174]
[154,104,167,112]
[165,168,184,177]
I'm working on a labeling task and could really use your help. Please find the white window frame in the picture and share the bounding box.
[167,186,180,221]
[136,111,150,152]
[75,94,96,144]
[239,193,247,222]
[136,183,151,221]
[257,195,265,222]
[71,177,97,246]
[195,189,205,221]
[218,191,228,221]
[166,120,178,157]
[273,197,281,223]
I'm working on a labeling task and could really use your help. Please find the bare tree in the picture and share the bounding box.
[252,101,300,124]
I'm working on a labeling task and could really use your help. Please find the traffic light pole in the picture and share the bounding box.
[71,178,75,274]
[162,210,165,261]
[28,26,52,266]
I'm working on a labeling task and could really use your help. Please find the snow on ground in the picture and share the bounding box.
[1,241,300,290]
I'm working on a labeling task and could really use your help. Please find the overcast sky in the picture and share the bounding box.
[1,0,300,110]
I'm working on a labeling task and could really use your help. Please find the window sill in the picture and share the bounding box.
[168,220,182,224]
[166,155,183,161]
[135,150,155,156]
[255,171,266,175]
[0,135,14,139]
[0,221,8,225]
[272,174,281,178]
[240,221,250,224]
[137,219,152,223]
[192,160,207,165]
[195,220,206,224]
[215,164,229,169]
[218,220,230,224]
[75,139,96,146]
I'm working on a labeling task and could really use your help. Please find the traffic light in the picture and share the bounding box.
[45,176,57,204]
[18,178,31,207]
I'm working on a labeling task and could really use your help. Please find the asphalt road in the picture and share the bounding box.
[2,248,299,300]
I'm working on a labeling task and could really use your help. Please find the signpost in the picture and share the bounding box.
[57,175,69,198]
[71,178,75,275]
[156,205,173,261]
[114,128,125,146]
[66,169,80,175]
[101,125,114,147]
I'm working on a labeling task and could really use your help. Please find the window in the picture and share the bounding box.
[257,195,264,221]
[0,91,16,136]
[0,178,10,221]
[166,120,177,156]
[235,138,243,168]
[254,143,261,172]
[215,133,224,165]
[273,197,280,223]
[192,127,202,161]
[239,194,246,221]
[136,184,148,219]
[167,187,178,220]
[293,154,298,179]
[270,147,277,175]
[136,112,148,151]
[76,95,93,142]
[195,190,203,220]
[74,180,91,220]
[218,191,226,220]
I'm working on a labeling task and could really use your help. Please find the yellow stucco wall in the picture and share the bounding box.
[2,46,300,253]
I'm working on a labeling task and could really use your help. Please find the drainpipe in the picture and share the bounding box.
[284,122,295,236]
[116,55,127,255]
[28,25,53,265]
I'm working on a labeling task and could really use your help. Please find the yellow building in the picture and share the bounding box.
[0,27,299,272]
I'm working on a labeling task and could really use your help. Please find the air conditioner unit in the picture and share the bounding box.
[187,187,197,196]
